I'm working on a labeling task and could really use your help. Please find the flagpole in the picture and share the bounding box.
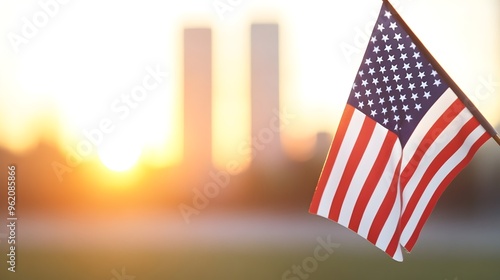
[382,0,500,146]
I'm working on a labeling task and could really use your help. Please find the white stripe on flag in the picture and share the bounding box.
[401,107,473,212]
[317,109,366,217]
[376,192,402,260]
[401,88,457,169]
[357,141,401,238]
[338,122,388,226]
[400,124,486,245]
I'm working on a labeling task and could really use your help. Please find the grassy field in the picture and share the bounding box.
[3,246,500,280]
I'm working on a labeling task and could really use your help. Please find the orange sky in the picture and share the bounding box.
[0,0,498,170]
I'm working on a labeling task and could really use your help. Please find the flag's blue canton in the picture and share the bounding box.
[347,6,448,147]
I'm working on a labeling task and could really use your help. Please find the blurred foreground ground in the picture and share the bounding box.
[2,211,499,280]
[0,133,498,280]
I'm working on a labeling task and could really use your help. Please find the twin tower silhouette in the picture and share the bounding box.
[183,23,287,172]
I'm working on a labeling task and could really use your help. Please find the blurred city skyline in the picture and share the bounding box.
[0,0,498,172]
[0,1,498,217]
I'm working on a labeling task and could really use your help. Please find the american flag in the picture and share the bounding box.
[310,2,495,261]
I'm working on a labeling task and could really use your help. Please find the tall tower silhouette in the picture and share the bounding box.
[183,28,212,172]
[250,23,282,163]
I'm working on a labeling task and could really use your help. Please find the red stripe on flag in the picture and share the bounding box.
[400,118,480,229]
[404,130,490,251]
[310,105,355,213]
[385,223,402,258]
[367,160,401,245]
[400,99,464,190]
[348,131,398,232]
[328,116,377,221]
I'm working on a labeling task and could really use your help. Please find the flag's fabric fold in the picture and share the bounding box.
[309,2,491,261]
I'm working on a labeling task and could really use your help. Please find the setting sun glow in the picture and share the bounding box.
[0,0,498,169]
[98,142,142,172]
